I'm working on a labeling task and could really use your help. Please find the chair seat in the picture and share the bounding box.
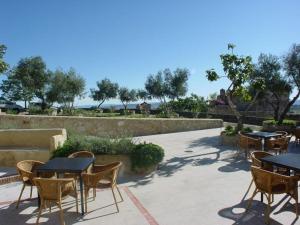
[98,179,112,188]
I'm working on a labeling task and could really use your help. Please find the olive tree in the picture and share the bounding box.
[0,44,9,75]
[90,78,119,108]
[278,44,300,124]
[13,56,50,109]
[47,68,85,109]
[118,87,137,110]
[250,54,292,121]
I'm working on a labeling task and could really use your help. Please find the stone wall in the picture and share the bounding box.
[0,115,223,137]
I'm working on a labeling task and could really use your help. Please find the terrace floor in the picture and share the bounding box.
[1,128,300,225]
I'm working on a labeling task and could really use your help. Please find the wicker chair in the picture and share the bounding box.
[16,160,53,209]
[238,133,262,158]
[68,151,95,159]
[246,166,299,224]
[265,136,290,155]
[34,178,78,225]
[275,131,288,137]
[82,162,123,213]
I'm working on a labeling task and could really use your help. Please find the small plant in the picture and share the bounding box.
[224,125,237,136]
[241,127,253,133]
[131,143,164,171]
[223,125,253,136]
[263,119,297,126]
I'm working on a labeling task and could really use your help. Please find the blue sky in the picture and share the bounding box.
[1,0,300,106]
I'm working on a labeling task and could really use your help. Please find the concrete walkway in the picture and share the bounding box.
[1,128,300,225]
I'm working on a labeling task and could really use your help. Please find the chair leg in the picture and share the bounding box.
[116,185,124,202]
[93,188,96,200]
[58,203,65,225]
[30,186,33,199]
[265,194,272,224]
[246,188,258,212]
[16,183,26,209]
[84,188,88,213]
[36,200,44,225]
[111,187,119,212]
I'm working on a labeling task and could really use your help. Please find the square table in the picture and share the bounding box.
[246,131,282,151]
[261,153,300,172]
[258,153,300,202]
[36,157,95,215]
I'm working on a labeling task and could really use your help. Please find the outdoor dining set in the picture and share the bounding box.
[240,128,300,224]
[15,151,123,225]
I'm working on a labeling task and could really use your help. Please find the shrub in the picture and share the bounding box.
[263,119,297,126]
[223,125,253,136]
[130,143,164,171]
[52,135,135,158]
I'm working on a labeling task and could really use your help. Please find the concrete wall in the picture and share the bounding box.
[0,115,223,137]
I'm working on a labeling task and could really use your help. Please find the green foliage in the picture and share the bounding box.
[0,44,9,74]
[167,94,208,117]
[52,135,135,158]
[28,106,54,115]
[118,87,137,110]
[263,119,297,126]
[145,68,190,102]
[137,89,151,102]
[205,44,258,131]
[47,68,85,109]
[131,143,164,171]
[0,72,34,107]
[241,127,253,133]
[90,78,119,108]
[250,53,291,121]
[52,136,165,171]
[223,125,253,136]
[13,56,50,108]
[6,109,19,115]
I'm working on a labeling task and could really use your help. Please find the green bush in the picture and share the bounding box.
[223,125,253,136]
[131,143,164,171]
[263,119,297,126]
[52,135,135,157]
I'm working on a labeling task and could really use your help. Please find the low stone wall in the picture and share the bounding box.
[0,128,67,167]
[0,115,223,137]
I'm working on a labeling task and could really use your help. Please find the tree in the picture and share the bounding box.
[278,44,300,124]
[0,71,34,107]
[137,89,151,102]
[47,68,85,109]
[13,56,50,109]
[250,54,292,121]
[206,44,263,130]
[118,87,137,110]
[145,68,190,103]
[0,44,9,75]
[90,78,119,108]
[165,68,190,100]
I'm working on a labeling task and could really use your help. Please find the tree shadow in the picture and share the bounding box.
[218,195,299,225]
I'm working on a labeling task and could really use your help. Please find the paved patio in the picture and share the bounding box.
[0,128,300,225]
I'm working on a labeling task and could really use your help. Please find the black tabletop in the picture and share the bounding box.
[246,131,281,139]
[36,157,94,173]
[261,153,300,171]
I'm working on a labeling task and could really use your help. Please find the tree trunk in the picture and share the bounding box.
[24,100,27,109]
[226,93,243,131]
[97,99,106,108]
[278,90,300,124]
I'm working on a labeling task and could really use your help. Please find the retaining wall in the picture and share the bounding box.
[0,115,223,137]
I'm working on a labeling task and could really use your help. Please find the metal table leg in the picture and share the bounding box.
[79,174,84,215]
